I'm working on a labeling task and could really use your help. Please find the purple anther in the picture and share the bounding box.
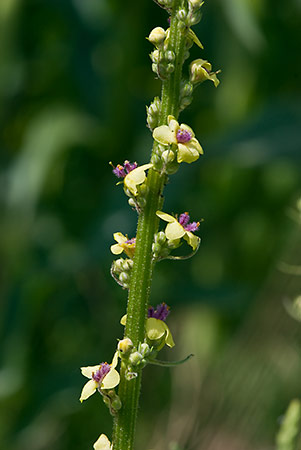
[126,237,136,245]
[179,212,200,232]
[124,160,138,173]
[92,362,111,383]
[184,221,199,232]
[176,128,192,143]
[179,212,190,227]
[112,164,126,178]
[148,302,170,321]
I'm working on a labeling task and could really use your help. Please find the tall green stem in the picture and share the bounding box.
[112,2,187,449]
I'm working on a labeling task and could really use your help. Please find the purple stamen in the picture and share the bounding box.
[112,160,137,178]
[184,221,199,232]
[178,212,200,232]
[113,164,126,178]
[179,212,190,227]
[126,237,136,245]
[92,362,111,383]
[124,160,138,173]
[176,128,192,143]
[148,302,170,321]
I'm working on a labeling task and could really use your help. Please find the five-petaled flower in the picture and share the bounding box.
[156,210,200,251]
[93,434,112,450]
[110,232,136,258]
[80,352,120,402]
[153,116,203,164]
[146,303,175,349]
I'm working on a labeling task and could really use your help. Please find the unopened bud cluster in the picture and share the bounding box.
[179,80,194,112]
[177,0,203,29]
[148,28,176,80]
[127,183,149,210]
[152,231,181,260]
[102,389,122,416]
[111,258,133,289]
[151,144,180,175]
[118,339,154,381]
[146,96,161,130]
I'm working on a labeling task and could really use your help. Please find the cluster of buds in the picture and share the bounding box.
[152,231,181,260]
[151,144,180,175]
[148,27,175,80]
[102,389,122,416]
[111,257,134,289]
[179,80,194,112]
[177,0,204,29]
[146,96,161,130]
[118,338,153,380]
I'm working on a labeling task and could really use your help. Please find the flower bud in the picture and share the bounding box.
[162,149,175,164]
[119,271,129,284]
[129,351,143,366]
[177,9,187,21]
[190,59,220,87]
[139,342,151,357]
[150,49,160,64]
[164,50,175,62]
[189,0,204,7]
[148,27,166,47]
[155,231,167,245]
[118,338,134,355]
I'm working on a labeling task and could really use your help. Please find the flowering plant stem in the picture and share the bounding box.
[112,2,186,449]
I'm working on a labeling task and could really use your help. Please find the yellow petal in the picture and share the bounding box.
[120,314,127,325]
[101,368,120,389]
[189,138,203,155]
[111,351,119,369]
[164,323,175,348]
[177,142,200,164]
[124,164,152,196]
[93,434,112,450]
[156,210,176,223]
[81,365,101,379]
[110,243,123,255]
[79,379,98,402]
[113,232,128,244]
[167,115,179,136]
[165,221,185,240]
[146,317,166,340]
[184,232,200,251]
[153,125,176,145]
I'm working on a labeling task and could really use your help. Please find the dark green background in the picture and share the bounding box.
[1,0,301,449]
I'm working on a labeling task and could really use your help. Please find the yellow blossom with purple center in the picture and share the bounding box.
[153,115,203,164]
[111,160,153,196]
[110,232,136,258]
[79,352,120,402]
[156,210,200,250]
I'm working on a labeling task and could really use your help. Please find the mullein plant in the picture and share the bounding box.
[79,0,220,449]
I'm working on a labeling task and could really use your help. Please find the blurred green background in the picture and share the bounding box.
[1,0,301,449]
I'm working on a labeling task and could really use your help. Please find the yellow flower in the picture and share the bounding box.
[156,210,200,251]
[145,317,175,349]
[93,434,112,450]
[153,116,203,164]
[124,163,153,196]
[190,58,220,87]
[110,232,136,258]
[80,352,120,402]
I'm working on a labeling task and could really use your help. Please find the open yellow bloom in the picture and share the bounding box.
[124,163,153,196]
[156,210,200,251]
[110,232,136,258]
[93,434,112,450]
[145,317,175,349]
[80,352,120,402]
[153,116,203,164]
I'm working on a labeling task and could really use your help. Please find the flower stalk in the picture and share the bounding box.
[79,0,220,448]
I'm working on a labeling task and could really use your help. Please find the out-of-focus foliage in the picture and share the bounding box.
[0,0,300,449]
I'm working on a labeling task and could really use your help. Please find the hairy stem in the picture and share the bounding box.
[112,2,186,449]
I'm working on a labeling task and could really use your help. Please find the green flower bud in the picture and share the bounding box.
[111,395,122,411]
[150,49,160,63]
[139,342,151,357]
[177,9,187,21]
[155,231,166,245]
[119,271,129,284]
[129,351,143,366]
[118,338,134,355]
